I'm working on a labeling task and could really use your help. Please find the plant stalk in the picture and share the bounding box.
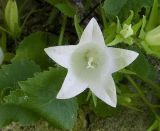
[126,75,160,119]
[58,15,67,45]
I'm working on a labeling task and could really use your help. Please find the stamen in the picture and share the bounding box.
[86,57,95,69]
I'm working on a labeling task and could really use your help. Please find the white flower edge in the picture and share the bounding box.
[44,18,139,107]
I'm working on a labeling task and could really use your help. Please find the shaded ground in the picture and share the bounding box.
[1,108,151,131]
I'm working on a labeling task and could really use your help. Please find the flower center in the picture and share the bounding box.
[86,57,95,69]
[71,43,107,82]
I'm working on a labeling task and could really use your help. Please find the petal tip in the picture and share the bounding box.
[108,98,117,108]
[103,98,117,107]
[44,47,50,54]
[56,93,64,99]
[111,102,117,108]
[90,17,97,22]
[132,51,139,61]
[44,48,47,52]
[135,52,139,58]
[56,92,72,99]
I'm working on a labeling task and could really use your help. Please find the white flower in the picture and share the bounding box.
[44,18,138,107]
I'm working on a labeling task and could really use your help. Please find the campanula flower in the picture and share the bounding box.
[44,18,138,107]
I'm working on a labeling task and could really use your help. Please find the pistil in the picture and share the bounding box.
[86,57,95,69]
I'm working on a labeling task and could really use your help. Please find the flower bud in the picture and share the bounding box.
[5,0,19,38]
[120,24,134,38]
[145,25,160,46]
[141,25,160,57]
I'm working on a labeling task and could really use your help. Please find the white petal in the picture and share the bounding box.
[44,45,76,68]
[106,47,139,73]
[90,75,117,107]
[79,18,105,46]
[56,70,88,99]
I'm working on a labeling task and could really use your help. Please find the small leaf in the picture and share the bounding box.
[123,10,134,25]
[132,20,142,34]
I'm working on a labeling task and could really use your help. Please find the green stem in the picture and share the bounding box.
[137,74,160,90]
[58,15,67,45]
[0,0,5,12]
[21,9,37,30]
[0,31,7,52]
[74,15,83,39]
[19,0,29,15]
[100,4,107,29]
[47,9,57,25]
[126,75,160,119]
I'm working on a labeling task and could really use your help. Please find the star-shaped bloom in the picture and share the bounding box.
[44,18,138,107]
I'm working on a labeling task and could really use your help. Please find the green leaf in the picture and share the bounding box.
[18,68,78,130]
[0,60,41,94]
[0,104,39,127]
[103,0,153,20]
[128,52,157,80]
[46,0,76,17]
[12,32,55,68]
[0,60,41,127]
[104,22,117,43]
[129,51,149,78]
[123,10,134,25]
[146,0,159,31]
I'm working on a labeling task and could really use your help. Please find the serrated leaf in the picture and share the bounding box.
[4,89,27,104]
[0,60,41,127]
[12,32,55,68]
[0,104,39,127]
[0,60,41,94]
[103,0,153,20]
[18,68,78,130]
